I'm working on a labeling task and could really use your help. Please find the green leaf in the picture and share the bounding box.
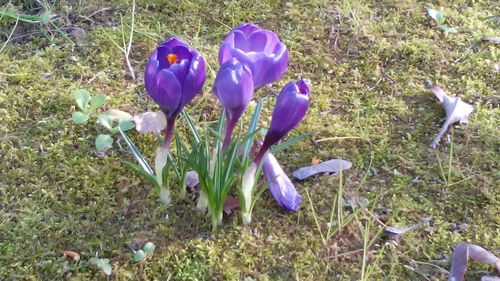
[96,114,113,130]
[181,111,201,144]
[143,242,155,254]
[118,120,135,131]
[118,127,154,175]
[242,98,264,163]
[427,8,444,24]
[439,24,456,33]
[103,109,133,122]
[95,134,113,151]
[101,262,112,275]
[90,94,108,110]
[270,132,314,154]
[133,250,146,262]
[40,10,51,25]
[71,112,90,124]
[73,89,91,112]
[89,257,99,265]
[122,161,160,190]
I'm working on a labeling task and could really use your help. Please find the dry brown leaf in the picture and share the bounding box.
[61,250,80,261]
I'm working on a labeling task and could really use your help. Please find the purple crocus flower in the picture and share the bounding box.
[213,58,254,149]
[145,37,206,148]
[255,79,310,163]
[263,153,301,211]
[219,23,288,89]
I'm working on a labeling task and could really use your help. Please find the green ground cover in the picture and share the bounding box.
[0,0,498,280]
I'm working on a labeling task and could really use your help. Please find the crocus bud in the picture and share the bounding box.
[219,23,288,89]
[145,37,206,148]
[263,153,301,211]
[255,79,310,163]
[213,58,254,149]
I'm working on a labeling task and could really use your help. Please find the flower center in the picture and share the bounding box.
[167,54,178,65]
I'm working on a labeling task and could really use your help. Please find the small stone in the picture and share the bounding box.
[70,56,78,62]
[70,27,87,41]
[285,2,293,7]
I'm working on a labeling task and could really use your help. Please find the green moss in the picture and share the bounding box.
[0,0,498,280]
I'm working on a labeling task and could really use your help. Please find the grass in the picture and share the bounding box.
[1,0,499,280]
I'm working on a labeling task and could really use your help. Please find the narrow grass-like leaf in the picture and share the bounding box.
[270,131,314,154]
[242,98,264,163]
[122,161,159,190]
[182,110,201,144]
[118,127,154,176]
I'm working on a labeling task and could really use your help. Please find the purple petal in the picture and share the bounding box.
[168,59,190,85]
[145,59,159,95]
[172,45,193,61]
[153,69,182,118]
[263,153,301,211]
[159,37,188,49]
[233,30,250,52]
[247,30,268,52]
[177,54,206,115]
[234,23,261,34]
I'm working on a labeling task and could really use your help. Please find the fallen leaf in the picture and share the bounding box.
[427,85,474,148]
[482,37,500,44]
[384,217,432,236]
[223,195,240,211]
[311,156,321,165]
[133,111,167,134]
[449,243,500,281]
[482,276,500,281]
[292,159,352,180]
[61,250,80,261]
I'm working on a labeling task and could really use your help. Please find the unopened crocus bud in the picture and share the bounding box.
[263,153,301,211]
[213,58,254,149]
[255,79,310,163]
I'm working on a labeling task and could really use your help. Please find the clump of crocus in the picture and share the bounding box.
[241,79,310,224]
[213,58,254,150]
[219,23,288,89]
[144,37,206,203]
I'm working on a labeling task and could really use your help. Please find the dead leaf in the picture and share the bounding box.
[61,250,80,261]
[481,37,500,44]
[449,243,500,281]
[311,156,321,165]
[384,217,432,236]
[427,85,474,148]
[482,276,500,281]
[224,195,240,211]
[133,111,167,134]
[292,159,352,180]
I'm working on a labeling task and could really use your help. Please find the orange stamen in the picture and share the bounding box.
[167,54,178,65]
